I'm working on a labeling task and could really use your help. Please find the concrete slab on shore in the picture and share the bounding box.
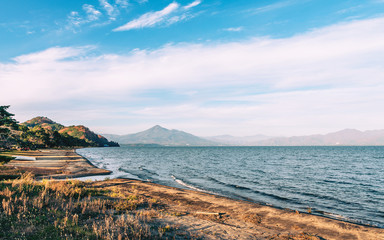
[5,149,111,178]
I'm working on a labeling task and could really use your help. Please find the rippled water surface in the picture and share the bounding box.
[77,146,384,227]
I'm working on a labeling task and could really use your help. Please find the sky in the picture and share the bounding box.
[1,0,384,137]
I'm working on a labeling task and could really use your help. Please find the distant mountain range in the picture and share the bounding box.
[205,134,272,145]
[105,126,384,146]
[103,125,218,146]
[248,129,384,146]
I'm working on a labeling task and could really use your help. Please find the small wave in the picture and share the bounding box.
[207,177,252,191]
[118,167,153,181]
[251,189,295,203]
[323,179,353,185]
[171,176,212,194]
[118,167,131,174]
[207,177,295,203]
[322,211,351,222]
[138,167,159,176]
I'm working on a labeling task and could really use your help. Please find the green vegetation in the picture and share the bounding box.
[23,116,64,131]
[0,155,22,180]
[0,174,176,239]
[0,155,14,165]
[0,106,119,150]
[58,125,118,147]
[0,105,19,150]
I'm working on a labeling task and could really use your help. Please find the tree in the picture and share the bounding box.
[0,105,18,149]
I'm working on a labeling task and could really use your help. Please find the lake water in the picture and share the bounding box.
[76,146,384,228]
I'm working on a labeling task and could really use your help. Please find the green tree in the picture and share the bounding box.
[0,105,18,149]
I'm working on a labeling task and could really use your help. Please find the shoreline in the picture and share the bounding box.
[3,149,384,239]
[93,178,384,239]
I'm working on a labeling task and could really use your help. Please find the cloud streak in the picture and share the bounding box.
[114,2,180,31]
[246,0,301,15]
[2,17,384,135]
[223,27,243,32]
[114,1,201,31]
[184,0,201,10]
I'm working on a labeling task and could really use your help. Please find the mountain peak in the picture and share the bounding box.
[23,116,64,131]
[105,126,218,146]
[25,116,56,125]
[148,125,168,132]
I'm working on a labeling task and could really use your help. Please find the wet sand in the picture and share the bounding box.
[4,149,384,239]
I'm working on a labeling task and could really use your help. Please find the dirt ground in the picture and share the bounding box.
[91,178,384,240]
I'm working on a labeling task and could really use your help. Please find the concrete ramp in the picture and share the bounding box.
[12,155,36,161]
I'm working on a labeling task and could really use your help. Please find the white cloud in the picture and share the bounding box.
[113,1,201,31]
[167,14,188,25]
[65,1,130,31]
[115,0,129,8]
[83,4,102,21]
[13,47,87,63]
[114,2,179,31]
[67,11,82,27]
[2,17,384,135]
[112,1,201,32]
[224,27,243,32]
[66,4,103,31]
[246,0,300,15]
[99,0,118,20]
[184,0,201,10]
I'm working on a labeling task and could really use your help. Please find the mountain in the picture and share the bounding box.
[23,116,64,131]
[252,129,384,146]
[58,125,117,147]
[206,134,272,146]
[104,125,219,146]
[22,117,119,147]
[105,127,384,146]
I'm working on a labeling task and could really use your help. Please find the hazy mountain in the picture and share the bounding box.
[105,126,384,146]
[205,134,272,145]
[252,129,384,146]
[104,125,219,146]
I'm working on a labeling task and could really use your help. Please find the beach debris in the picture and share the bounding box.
[195,211,225,216]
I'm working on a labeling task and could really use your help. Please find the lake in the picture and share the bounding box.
[77,146,384,227]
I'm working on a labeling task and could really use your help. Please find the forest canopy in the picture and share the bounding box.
[0,106,118,150]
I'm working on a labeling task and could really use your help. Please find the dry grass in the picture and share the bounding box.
[0,173,183,239]
[239,212,263,225]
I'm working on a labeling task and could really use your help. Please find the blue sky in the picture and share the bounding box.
[1,0,384,136]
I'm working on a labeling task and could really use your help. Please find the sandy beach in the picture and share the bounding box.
[3,149,384,239]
